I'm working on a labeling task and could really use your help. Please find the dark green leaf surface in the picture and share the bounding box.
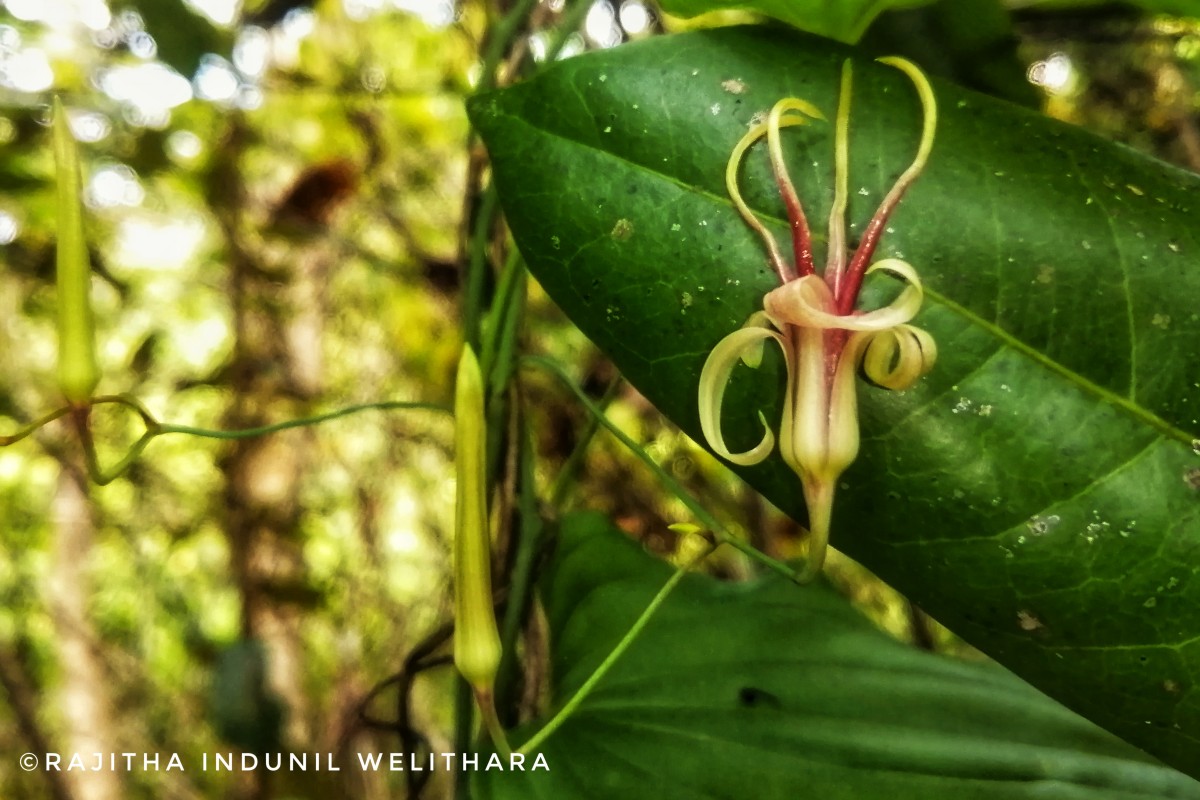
[468,27,1200,773]
[658,0,934,43]
[475,513,1200,799]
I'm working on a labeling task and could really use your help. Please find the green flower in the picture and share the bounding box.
[698,58,938,580]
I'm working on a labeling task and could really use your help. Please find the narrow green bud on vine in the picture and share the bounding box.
[53,97,99,405]
[453,345,501,694]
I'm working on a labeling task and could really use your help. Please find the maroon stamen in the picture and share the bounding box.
[778,179,816,278]
[836,190,905,315]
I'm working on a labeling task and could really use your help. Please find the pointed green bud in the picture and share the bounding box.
[453,345,501,693]
[53,98,99,405]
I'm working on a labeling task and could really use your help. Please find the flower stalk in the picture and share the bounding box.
[699,58,938,580]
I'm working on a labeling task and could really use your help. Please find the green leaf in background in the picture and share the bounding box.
[1009,0,1200,16]
[476,513,1200,800]
[861,0,1040,106]
[209,639,284,755]
[658,0,935,43]
[468,27,1200,775]
[136,0,229,79]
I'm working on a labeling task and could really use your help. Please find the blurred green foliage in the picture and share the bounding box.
[0,1,1199,799]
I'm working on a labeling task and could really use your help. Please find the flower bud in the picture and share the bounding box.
[53,98,98,405]
[453,345,501,692]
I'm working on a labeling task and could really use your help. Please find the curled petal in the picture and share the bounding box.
[764,258,924,332]
[726,100,824,282]
[853,257,925,329]
[762,274,836,328]
[738,310,778,369]
[875,56,937,182]
[858,324,937,390]
[698,324,788,466]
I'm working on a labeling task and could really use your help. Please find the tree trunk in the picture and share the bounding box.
[207,119,335,769]
[48,466,121,800]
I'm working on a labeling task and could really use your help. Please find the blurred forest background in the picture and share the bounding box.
[1,0,1199,799]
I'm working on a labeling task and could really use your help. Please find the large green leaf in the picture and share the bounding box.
[659,0,935,43]
[476,512,1200,799]
[468,28,1200,774]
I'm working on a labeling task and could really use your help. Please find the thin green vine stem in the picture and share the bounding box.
[3,396,451,487]
[521,355,803,584]
[495,420,544,720]
[464,0,537,352]
[516,542,715,755]
[480,250,526,487]
[478,0,540,91]
[0,405,72,446]
[89,394,158,425]
[480,249,525,390]
[81,428,156,486]
[3,398,451,446]
[477,688,513,758]
[548,374,622,509]
[463,186,499,353]
[156,401,451,439]
[543,0,593,62]
[452,676,473,800]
